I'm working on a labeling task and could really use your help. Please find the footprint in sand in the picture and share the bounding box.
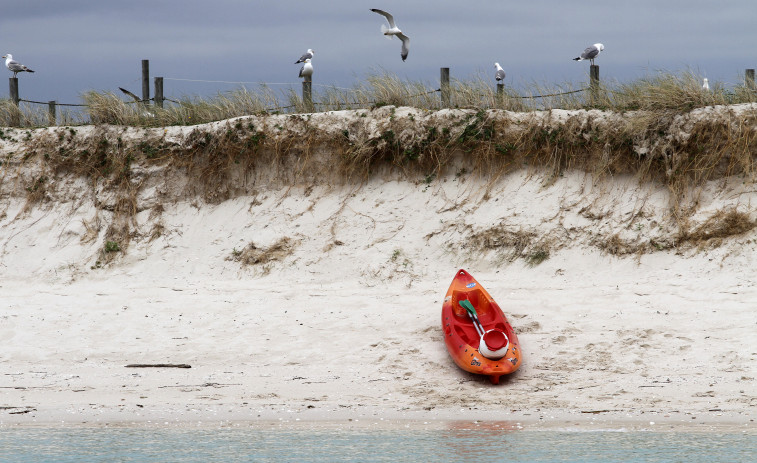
[518,321,541,333]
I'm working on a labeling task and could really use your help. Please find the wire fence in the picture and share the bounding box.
[19,99,88,107]
[0,82,623,128]
[9,77,590,113]
[5,62,755,127]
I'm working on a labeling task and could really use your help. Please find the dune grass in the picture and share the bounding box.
[1,70,754,128]
[7,70,755,262]
[0,100,80,127]
[10,69,757,206]
[79,70,757,125]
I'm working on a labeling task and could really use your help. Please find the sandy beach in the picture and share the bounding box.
[1,109,756,429]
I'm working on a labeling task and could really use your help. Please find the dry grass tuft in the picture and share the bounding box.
[461,222,560,265]
[596,234,644,256]
[82,91,137,125]
[680,208,756,247]
[0,100,60,127]
[82,88,279,127]
[228,237,297,268]
[608,71,731,112]
[596,208,755,256]
[465,223,541,262]
[22,174,49,210]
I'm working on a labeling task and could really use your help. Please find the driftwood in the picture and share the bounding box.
[2,406,36,414]
[125,364,191,368]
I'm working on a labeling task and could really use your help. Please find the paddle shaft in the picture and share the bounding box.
[459,300,485,337]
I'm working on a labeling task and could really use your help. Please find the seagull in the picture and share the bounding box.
[118,87,155,117]
[573,43,604,65]
[494,63,506,82]
[702,78,710,90]
[2,54,34,77]
[119,87,142,102]
[295,49,314,64]
[370,8,410,61]
[299,58,313,78]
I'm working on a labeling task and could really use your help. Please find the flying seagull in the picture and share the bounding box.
[573,43,604,65]
[299,58,313,78]
[370,8,410,61]
[494,63,506,82]
[295,49,314,64]
[2,54,34,77]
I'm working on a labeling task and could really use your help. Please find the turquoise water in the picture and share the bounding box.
[0,426,754,462]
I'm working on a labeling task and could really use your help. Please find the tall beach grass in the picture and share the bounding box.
[1,70,754,128]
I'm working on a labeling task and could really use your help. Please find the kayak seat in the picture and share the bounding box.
[451,288,495,324]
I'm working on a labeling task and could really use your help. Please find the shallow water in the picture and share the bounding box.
[1,425,754,462]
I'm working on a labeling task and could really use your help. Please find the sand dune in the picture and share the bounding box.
[1,109,756,428]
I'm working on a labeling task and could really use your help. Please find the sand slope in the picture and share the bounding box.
[1,112,756,428]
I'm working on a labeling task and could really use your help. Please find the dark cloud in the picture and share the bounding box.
[1,1,755,106]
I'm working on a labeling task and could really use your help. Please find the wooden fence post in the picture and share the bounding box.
[590,65,600,102]
[302,75,313,112]
[9,78,19,126]
[747,69,756,90]
[154,77,164,109]
[440,67,450,108]
[141,59,150,106]
[9,78,19,105]
[48,101,56,126]
[496,83,504,107]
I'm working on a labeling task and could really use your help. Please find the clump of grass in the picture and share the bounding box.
[0,100,24,126]
[680,208,756,247]
[525,246,550,266]
[597,234,643,256]
[159,88,278,125]
[0,100,59,127]
[21,174,49,211]
[447,75,529,112]
[228,237,297,267]
[82,91,145,125]
[104,240,121,253]
[465,223,537,261]
[83,87,280,127]
[597,208,756,256]
[356,70,437,108]
[463,223,556,265]
[609,71,732,111]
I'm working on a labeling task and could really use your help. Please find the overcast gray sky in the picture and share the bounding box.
[1,1,755,105]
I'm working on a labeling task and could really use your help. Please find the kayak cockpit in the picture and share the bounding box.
[451,288,502,347]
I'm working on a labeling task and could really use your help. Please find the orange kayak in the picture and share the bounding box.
[442,269,522,384]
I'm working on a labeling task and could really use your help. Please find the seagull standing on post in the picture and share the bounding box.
[573,43,604,65]
[295,49,314,64]
[370,8,410,61]
[299,58,313,79]
[494,63,506,82]
[3,54,34,77]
